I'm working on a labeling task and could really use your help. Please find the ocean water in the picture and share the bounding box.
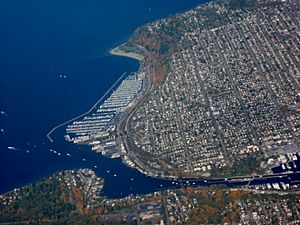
[0,0,207,198]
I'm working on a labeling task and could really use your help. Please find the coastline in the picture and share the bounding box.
[110,43,144,61]
[1,0,221,199]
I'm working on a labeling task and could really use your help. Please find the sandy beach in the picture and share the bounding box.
[110,44,144,61]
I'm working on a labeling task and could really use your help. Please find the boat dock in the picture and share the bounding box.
[66,71,146,141]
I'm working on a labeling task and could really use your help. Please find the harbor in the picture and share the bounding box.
[64,69,148,158]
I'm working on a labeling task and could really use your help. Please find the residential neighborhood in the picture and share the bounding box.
[130,0,300,177]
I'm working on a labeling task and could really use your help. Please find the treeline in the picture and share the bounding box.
[210,156,262,178]
[177,187,249,224]
[0,176,78,223]
[0,173,137,224]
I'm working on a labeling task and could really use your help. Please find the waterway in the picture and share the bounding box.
[0,0,209,198]
[2,0,298,199]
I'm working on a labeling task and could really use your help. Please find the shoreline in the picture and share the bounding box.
[110,43,144,61]
[46,72,127,143]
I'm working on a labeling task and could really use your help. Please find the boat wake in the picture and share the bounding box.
[0,111,7,116]
[7,146,28,153]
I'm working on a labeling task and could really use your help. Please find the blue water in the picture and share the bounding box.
[0,0,208,198]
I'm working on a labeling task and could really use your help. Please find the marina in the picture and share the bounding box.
[272,152,300,174]
[62,69,148,160]
[66,71,146,141]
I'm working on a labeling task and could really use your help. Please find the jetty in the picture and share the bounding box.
[46,72,127,143]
